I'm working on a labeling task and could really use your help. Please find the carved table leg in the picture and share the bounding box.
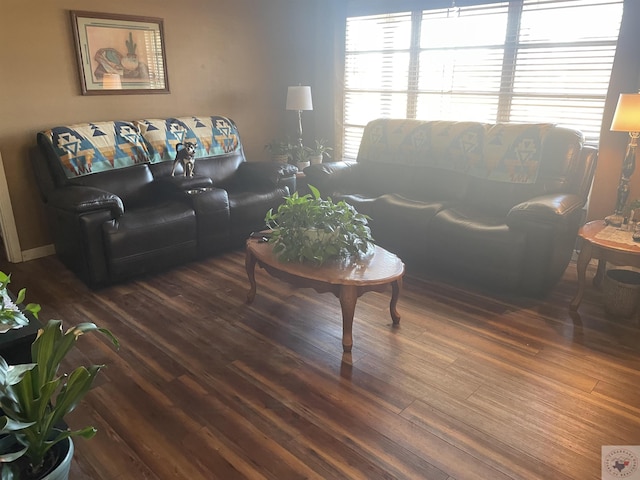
[570,241,592,311]
[390,278,402,325]
[245,249,258,304]
[339,285,358,353]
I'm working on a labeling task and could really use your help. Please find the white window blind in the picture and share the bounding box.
[344,12,413,159]
[343,0,623,160]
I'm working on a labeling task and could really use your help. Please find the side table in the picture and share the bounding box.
[570,220,640,310]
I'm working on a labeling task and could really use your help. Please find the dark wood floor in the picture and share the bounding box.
[1,249,639,480]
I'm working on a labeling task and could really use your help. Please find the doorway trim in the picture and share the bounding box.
[0,151,22,263]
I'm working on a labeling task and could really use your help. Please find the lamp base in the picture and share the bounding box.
[605,213,625,228]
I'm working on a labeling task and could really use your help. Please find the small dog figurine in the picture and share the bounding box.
[171,141,197,177]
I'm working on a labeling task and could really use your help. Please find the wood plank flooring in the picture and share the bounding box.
[1,250,638,479]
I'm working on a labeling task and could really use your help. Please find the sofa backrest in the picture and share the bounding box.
[464,124,586,214]
[356,118,589,213]
[137,115,246,185]
[37,115,245,204]
[192,152,245,187]
[37,121,149,185]
[134,115,242,164]
[68,164,156,209]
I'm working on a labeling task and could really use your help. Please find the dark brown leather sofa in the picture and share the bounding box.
[31,115,296,287]
[304,119,597,295]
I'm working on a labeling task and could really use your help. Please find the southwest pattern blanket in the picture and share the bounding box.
[357,119,554,184]
[41,115,241,179]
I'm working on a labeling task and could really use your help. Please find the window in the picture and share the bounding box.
[343,0,623,159]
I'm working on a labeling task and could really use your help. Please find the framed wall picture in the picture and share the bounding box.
[70,11,170,95]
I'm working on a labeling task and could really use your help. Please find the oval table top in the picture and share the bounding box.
[246,239,405,286]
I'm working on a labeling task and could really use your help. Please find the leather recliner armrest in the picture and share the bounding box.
[47,186,124,217]
[304,161,356,178]
[304,162,357,185]
[235,161,298,189]
[506,193,583,228]
[303,161,357,192]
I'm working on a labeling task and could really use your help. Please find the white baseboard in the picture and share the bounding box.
[21,244,55,262]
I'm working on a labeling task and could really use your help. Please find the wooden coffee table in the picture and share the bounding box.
[571,220,640,310]
[245,238,405,352]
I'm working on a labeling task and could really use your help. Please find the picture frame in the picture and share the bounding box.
[70,11,170,95]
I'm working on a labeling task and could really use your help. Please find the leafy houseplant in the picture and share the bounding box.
[0,273,119,479]
[0,273,40,334]
[264,185,373,265]
[308,139,333,164]
[292,145,313,168]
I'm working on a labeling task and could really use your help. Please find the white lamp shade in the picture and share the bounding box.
[611,93,640,132]
[102,73,122,90]
[286,86,313,111]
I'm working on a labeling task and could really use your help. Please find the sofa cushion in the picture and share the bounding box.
[195,152,246,186]
[535,127,585,193]
[479,123,554,183]
[38,121,149,179]
[68,164,155,209]
[327,163,470,206]
[463,177,542,217]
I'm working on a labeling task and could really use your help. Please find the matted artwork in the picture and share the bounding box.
[70,11,170,95]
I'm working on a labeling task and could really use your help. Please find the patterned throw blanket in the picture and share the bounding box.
[357,119,555,184]
[40,115,241,179]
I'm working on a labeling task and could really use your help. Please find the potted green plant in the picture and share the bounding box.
[264,185,373,265]
[308,139,333,165]
[292,145,313,169]
[264,139,293,164]
[0,273,119,480]
[0,273,40,334]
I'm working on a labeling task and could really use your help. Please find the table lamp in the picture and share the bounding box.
[286,85,313,150]
[606,93,640,227]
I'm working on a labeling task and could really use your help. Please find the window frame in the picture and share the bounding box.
[342,0,623,160]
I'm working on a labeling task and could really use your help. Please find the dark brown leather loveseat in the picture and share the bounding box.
[304,119,597,295]
[31,115,296,287]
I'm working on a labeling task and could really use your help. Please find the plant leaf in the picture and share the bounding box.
[50,365,102,427]
[0,416,34,432]
[0,444,27,464]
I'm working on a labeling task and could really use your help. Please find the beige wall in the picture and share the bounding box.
[0,0,323,252]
